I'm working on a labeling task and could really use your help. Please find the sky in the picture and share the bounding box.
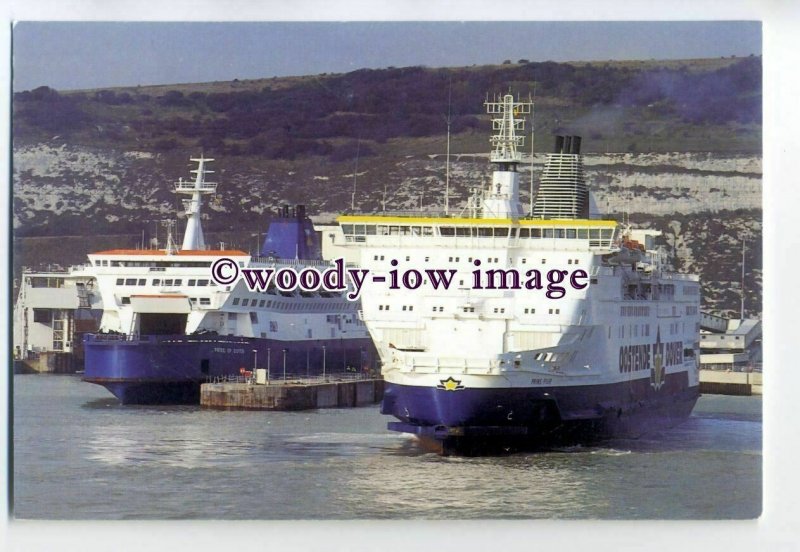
[12,21,762,91]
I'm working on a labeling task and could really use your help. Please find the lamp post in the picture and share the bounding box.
[282,348,287,381]
[322,345,327,381]
[267,348,271,384]
[252,349,258,384]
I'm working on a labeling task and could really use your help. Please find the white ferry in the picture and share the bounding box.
[15,156,376,402]
[332,94,701,454]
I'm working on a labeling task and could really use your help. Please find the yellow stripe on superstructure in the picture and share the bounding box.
[337,215,617,227]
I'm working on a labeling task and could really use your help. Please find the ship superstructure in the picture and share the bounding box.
[333,94,701,454]
[76,157,375,404]
[13,266,102,373]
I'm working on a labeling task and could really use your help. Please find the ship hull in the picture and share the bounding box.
[83,334,376,405]
[382,372,699,455]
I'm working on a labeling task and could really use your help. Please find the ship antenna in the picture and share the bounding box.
[445,76,453,216]
[529,85,536,217]
[176,155,217,251]
[351,135,361,212]
[162,220,178,255]
[741,238,746,320]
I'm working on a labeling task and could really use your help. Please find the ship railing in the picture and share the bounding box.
[341,209,451,218]
[205,372,377,385]
[248,257,334,268]
[84,333,141,342]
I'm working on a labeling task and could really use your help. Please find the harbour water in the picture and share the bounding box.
[12,374,761,519]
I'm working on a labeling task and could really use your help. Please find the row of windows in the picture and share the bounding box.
[378,304,415,312]
[686,306,699,315]
[233,297,350,312]
[621,306,651,317]
[115,278,215,287]
[98,260,212,268]
[344,224,614,242]
[120,296,212,306]
[683,285,700,296]
[426,305,561,315]
[612,322,693,339]
[372,255,580,266]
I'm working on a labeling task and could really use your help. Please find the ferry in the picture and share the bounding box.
[74,156,376,404]
[331,94,701,454]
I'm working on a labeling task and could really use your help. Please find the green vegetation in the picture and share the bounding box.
[13,56,762,156]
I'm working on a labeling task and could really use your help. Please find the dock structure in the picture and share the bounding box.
[699,369,762,396]
[200,376,384,410]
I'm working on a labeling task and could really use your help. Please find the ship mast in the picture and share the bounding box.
[176,156,218,251]
[482,93,532,219]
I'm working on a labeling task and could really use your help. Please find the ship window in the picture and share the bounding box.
[124,278,136,285]
[152,279,161,286]
[164,279,173,286]
[440,227,455,237]
[530,228,542,238]
[259,299,266,307]
[174,279,182,286]
[232,298,240,305]
[121,297,130,305]
[366,225,377,235]
[377,225,389,235]
[405,256,410,261]
[543,229,554,238]
[250,312,258,324]
[388,226,400,235]
[243,299,250,306]
[495,228,509,237]
[341,224,353,235]
[354,224,366,235]
[601,229,613,240]
[189,297,197,303]
[400,226,411,235]
[566,229,577,239]
[477,228,492,237]
[198,279,208,286]
[423,227,433,236]
[456,227,470,237]
[138,279,146,286]
[589,229,600,239]
[116,278,124,285]
[402,306,407,311]
[188,279,196,286]
[541,258,546,264]
[568,259,573,265]
[519,228,530,238]
[556,229,566,239]
[578,229,588,239]
[200,298,210,305]
[33,309,52,323]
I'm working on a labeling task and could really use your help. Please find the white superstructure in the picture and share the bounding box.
[333,93,701,452]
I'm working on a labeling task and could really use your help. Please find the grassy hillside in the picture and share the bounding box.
[13,56,761,156]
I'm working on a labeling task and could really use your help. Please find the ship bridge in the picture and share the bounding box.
[336,215,617,250]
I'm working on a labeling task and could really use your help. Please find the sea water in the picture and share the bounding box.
[12,374,761,519]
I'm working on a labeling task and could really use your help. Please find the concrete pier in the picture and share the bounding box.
[699,370,762,396]
[200,377,384,410]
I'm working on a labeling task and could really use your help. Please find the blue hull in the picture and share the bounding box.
[83,334,377,404]
[381,372,699,455]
